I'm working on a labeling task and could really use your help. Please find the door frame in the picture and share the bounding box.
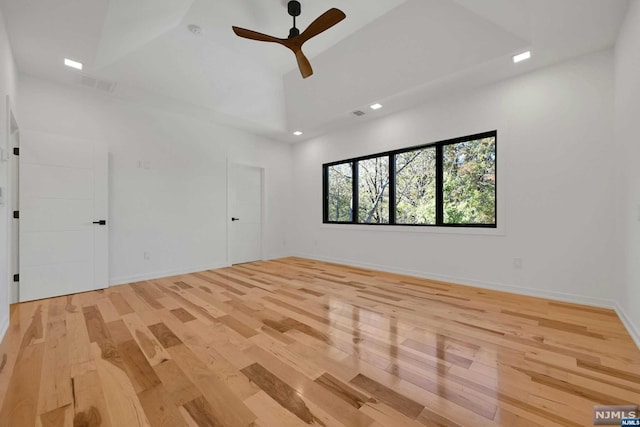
[5,96,19,304]
[226,160,265,266]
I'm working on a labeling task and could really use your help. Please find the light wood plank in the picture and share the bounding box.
[0,258,637,427]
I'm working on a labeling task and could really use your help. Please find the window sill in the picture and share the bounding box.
[320,223,505,236]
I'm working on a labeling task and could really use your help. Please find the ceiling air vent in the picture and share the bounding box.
[79,74,97,88]
[77,73,117,93]
[96,79,117,93]
[352,110,366,117]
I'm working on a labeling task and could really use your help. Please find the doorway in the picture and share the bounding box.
[229,163,263,265]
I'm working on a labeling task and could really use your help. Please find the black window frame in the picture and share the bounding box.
[322,130,497,228]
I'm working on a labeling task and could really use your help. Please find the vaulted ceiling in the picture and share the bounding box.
[0,0,629,142]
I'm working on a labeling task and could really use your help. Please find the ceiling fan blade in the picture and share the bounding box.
[299,8,346,43]
[293,48,313,78]
[233,7,345,79]
[232,26,283,44]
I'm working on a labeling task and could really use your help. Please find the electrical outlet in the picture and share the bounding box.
[144,251,150,260]
[137,160,143,168]
[144,161,151,170]
[513,258,523,269]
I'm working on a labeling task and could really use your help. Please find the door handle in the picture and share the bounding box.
[93,220,107,225]
[231,217,240,222]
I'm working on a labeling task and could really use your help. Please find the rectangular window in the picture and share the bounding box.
[323,131,497,228]
[395,147,436,225]
[358,156,389,224]
[443,137,496,225]
[326,162,353,222]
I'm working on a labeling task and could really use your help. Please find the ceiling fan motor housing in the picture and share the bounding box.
[288,1,301,17]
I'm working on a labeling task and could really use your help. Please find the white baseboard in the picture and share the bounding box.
[615,303,640,350]
[109,263,229,287]
[294,253,640,350]
[0,314,9,345]
[264,253,292,261]
[293,252,617,310]
[109,255,292,287]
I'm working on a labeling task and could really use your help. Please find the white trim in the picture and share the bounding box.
[260,168,266,262]
[104,254,640,353]
[616,302,640,351]
[0,314,9,345]
[226,157,230,266]
[294,253,640,350]
[109,254,288,287]
[294,252,617,309]
[5,96,19,305]
[109,263,228,286]
[264,253,291,260]
[320,223,505,236]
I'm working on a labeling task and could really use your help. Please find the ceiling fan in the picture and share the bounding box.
[232,1,346,79]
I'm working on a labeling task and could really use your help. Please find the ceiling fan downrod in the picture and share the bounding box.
[288,1,301,38]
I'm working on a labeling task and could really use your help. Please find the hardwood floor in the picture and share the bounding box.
[0,257,639,426]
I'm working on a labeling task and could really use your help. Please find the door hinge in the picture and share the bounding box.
[13,211,19,219]
[13,147,19,156]
[13,274,19,282]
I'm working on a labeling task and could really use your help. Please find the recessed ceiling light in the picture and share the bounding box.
[64,58,83,70]
[293,131,303,136]
[370,103,383,110]
[513,51,531,64]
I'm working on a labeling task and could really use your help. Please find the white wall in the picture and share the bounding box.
[291,50,617,307]
[0,6,18,342]
[18,75,292,285]
[614,0,640,346]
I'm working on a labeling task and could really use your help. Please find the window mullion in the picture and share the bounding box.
[436,144,444,225]
[389,155,396,224]
[322,166,328,222]
[352,161,359,224]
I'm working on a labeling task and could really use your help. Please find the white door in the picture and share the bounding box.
[19,131,108,302]
[229,164,262,264]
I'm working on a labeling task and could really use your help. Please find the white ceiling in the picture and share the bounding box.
[0,0,629,142]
